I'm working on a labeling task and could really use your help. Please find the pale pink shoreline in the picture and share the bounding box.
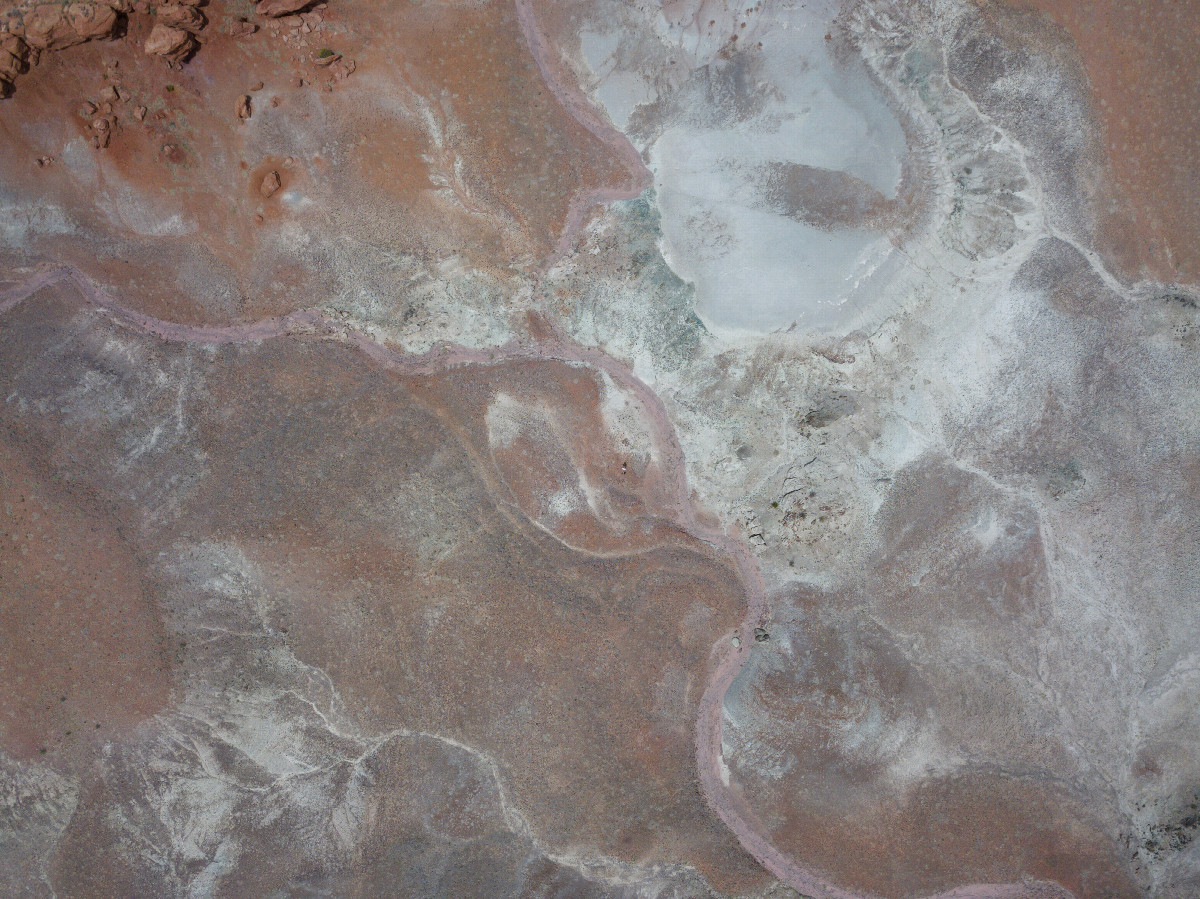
[0,262,1074,899]
[509,5,1078,893]
[513,0,653,264]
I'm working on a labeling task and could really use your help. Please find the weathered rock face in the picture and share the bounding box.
[257,169,280,197]
[21,1,119,50]
[255,0,312,18]
[154,2,203,33]
[143,22,192,61]
[0,31,29,92]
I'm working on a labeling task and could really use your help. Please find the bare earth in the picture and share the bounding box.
[1,2,1198,898]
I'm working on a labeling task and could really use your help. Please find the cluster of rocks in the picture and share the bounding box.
[1,2,120,95]
[259,4,355,90]
[141,0,206,65]
[77,80,125,146]
[0,0,337,96]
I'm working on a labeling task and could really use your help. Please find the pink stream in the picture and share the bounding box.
[513,0,653,264]
[1,263,1072,899]
[500,13,1073,891]
[0,7,1072,896]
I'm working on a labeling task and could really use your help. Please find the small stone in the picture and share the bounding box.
[259,170,281,198]
[92,122,111,148]
[36,155,54,167]
[133,104,147,121]
[79,100,98,116]
[270,95,281,107]
[236,94,251,121]
[99,84,119,103]
[254,213,264,223]
[229,19,258,38]
[731,635,741,648]
[753,627,770,643]
[250,81,264,91]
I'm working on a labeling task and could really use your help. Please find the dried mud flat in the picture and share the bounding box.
[1,2,1198,899]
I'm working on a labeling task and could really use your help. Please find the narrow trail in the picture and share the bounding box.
[0,262,1074,899]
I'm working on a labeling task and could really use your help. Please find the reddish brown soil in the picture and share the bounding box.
[0,276,768,895]
[0,437,173,761]
[984,0,1200,284]
[0,0,643,325]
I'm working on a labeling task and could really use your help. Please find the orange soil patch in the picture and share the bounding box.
[986,0,1200,284]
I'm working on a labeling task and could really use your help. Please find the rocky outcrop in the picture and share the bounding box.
[143,23,194,62]
[0,32,30,96]
[21,2,119,50]
[1,2,121,95]
[1,0,337,97]
[155,2,203,32]
[256,0,313,18]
